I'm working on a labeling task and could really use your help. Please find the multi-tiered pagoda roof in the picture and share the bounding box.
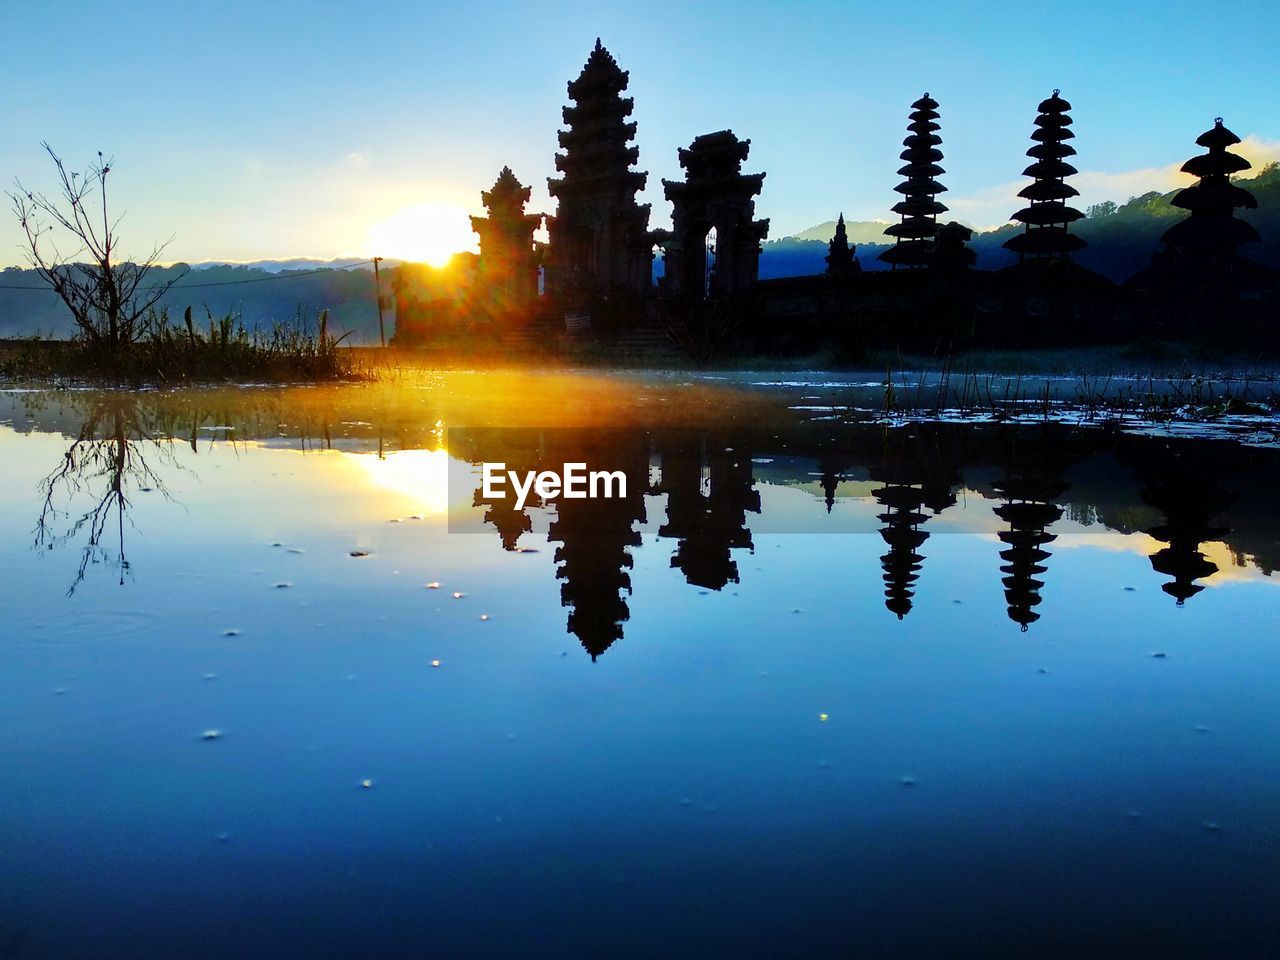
[880,94,948,268]
[1005,91,1086,261]
[548,39,648,208]
[1161,118,1260,260]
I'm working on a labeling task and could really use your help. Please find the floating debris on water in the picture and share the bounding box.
[201,729,222,741]
[818,712,829,722]
[272,582,292,589]
[360,779,374,789]
[426,581,441,589]
[286,547,305,554]
[1124,586,1137,592]
[349,550,369,558]
[1152,652,1168,659]
[222,628,241,637]
[270,542,283,548]
[480,614,490,621]
[430,659,442,668]
[1037,667,1051,674]
[452,591,465,599]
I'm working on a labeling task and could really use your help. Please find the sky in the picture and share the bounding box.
[0,0,1276,266]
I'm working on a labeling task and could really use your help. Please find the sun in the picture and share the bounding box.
[367,202,476,268]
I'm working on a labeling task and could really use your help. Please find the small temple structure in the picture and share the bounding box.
[880,94,948,269]
[1004,91,1087,262]
[1160,118,1260,264]
[660,130,769,299]
[825,214,860,277]
[544,39,656,302]
[468,167,542,319]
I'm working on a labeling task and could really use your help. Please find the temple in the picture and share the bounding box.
[825,214,860,277]
[468,167,542,320]
[388,46,1274,357]
[1160,118,1260,264]
[1004,91,1086,262]
[544,39,656,303]
[660,131,769,299]
[880,94,948,268]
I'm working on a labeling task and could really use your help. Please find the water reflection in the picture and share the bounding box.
[7,387,1279,653]
[32,395,180,594]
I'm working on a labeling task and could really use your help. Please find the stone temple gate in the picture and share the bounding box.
[660,131,769,299]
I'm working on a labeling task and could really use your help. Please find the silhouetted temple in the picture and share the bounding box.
[655,436,760,590]
[880,94,948,269]
[388,44,1274,355]
[660,131,769,299]
[469,167,542,319]
[1141,469,1234,605]
[874,480,931,619]
[545,39,656,302]
[1004,91,1086,262]
[1160,119,1260,264]
[825,214,860,277]
[994,472,1068,630]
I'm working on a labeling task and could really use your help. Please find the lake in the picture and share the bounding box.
[1,371,1278,958]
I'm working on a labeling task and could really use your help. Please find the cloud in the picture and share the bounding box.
[949,135,1280,231]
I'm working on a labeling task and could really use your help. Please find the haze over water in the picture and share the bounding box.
[2,372,1279,958]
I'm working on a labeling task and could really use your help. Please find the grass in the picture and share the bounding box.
[0,307,358,385]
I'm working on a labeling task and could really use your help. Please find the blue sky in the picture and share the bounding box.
[0,0,1275,264]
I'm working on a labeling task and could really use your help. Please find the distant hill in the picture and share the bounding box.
[760,162,1280,282]
[0,261,389,343]
[784,219,893,245]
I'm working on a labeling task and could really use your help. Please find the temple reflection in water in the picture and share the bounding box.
[8,389,1272,660]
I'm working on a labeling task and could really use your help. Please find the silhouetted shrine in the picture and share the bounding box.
[659,131,769,299]
[1161,119,1260,264]
[1005,91,1086,262]
[389,44,1276,356]
[880,94,948,269]
[469,167,542,319]
[825,214,860,277]
[994,470,1068,631]
[545,39,656,302]
[873,480,931,619]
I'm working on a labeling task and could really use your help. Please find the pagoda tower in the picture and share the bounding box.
[880,94,948,269]
[826,214,860,277]
[546,40,655,302]
[993,474,1068,631]
[1160,118,1260,263]
[1142,474,1234,605]
[469,167,543,318]
[547,433,649,660]
[874,481,931,619]
[1004,91,1087,262]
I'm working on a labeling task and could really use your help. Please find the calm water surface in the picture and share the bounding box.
[1,372,1278,959]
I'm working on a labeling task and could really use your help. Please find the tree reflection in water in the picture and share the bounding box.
[35,396,179,594]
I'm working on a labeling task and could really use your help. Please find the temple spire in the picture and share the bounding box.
[1004,90,1087,261]
[826,213,860,276]
[545,40,654,301]
[1159,118,1260,262]
[880,93,948,269]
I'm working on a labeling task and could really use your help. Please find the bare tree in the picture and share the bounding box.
[9,143,186,354]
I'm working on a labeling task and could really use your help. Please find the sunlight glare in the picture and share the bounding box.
[368,203,476,268]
